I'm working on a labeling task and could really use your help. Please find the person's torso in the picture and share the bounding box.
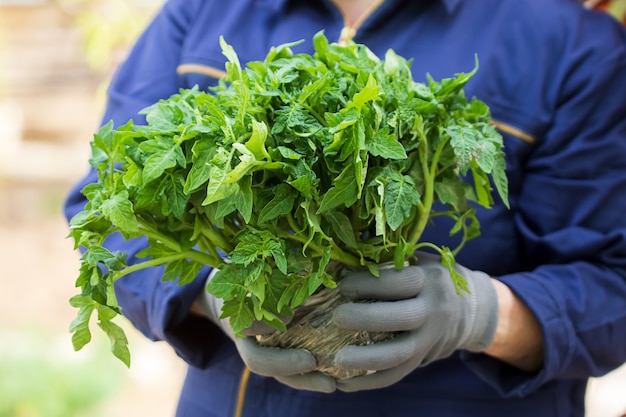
[162,0,623,415]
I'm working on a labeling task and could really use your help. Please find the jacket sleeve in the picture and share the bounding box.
[461,19,626,397]
[64,0,228,368]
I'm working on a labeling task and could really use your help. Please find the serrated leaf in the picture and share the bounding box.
[318,164,358,213]
[140,138,186,184]
[434,178,469,212]
[325,211,358,248]
[347,74,380,110]
[277,277,303,312]
[384,174,421,231]
[184,140,215,193]
[246,119,271,161]
[258,184,298,224]
[97,314,130,367]
[203,165,238,205]
[230,242,259,267]
[366,129,407,160]
[440,247,469,295]
[220,36,242,78]
[207,266,248,299]
[163,259,185,282]
[68,33,509,362]
[100,191,139,235]
[222,297,254,335]
[235,175,253,223]
[266,239,288,274]
[69,295,96,351]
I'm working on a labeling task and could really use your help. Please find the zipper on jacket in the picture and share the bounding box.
[233,367,251,417]
[330,0,386,44]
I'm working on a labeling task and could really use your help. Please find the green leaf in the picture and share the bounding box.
[325,211,358,249]
[277,146,302,160]
[220,36,242,79]
[184,140,216,193]
[440,247,470,295]
[139,138,186,184]
[264,270,291,316]
[207,266,248,299]
[308,245,332,294]
[258,184,298,224]
[99,191,139,234]
[179,261,204,286]
[235,175,254,223]
[434,178,470,212]
[69,295,96,351]
[230,241,260,266]
[222,297,255,335]
[318,164,358,213]
[162,259,185,282]
[249,269,268,309]
[97,309,130,367]
[68,33,509,360]
[445,124,480,175]
[267,239,288,275]
[203,163,238,205]
[246,119,271,161]
[470,162,494,208]
[384,174,421,231]
[83,246,126,271]
[366,128,407,160]
[347,74,380,110]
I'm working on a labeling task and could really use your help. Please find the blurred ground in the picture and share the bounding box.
[0,2,625,416]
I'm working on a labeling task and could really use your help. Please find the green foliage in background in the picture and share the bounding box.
[607,0,626,21]
[0,328,123,417]
[54,0,162,72]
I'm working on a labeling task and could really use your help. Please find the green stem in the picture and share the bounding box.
[276,230,361,268]
[114,249,220,280]
[301,103,327,127]
[197,217,235,252]
[407,138,448,246]
[286,213,303,235]
[196,235,223,264]
[413,241,443,254]
[184,248,222,267]
[329,244,361,268]
[137,225,182,252]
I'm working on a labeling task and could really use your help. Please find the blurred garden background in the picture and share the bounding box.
[0,1,624,416]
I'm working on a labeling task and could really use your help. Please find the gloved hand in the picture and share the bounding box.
[332,251,499,392]
[195,268,337,393]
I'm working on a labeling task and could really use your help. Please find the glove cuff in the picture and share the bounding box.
[194,268,222,327]
[464,270,499,352]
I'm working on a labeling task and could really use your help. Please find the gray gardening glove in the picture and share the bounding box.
[332,251,499,392]
[195,269,337,393]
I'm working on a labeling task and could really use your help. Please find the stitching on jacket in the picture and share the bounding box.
[491,119,536,144]
[177,63,227,79]
[234,366,251,417]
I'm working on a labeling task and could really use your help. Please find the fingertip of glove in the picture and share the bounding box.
[331,303,360,329]
[333,345,360,368]
[276,373,337,393]
[296,348,319,371]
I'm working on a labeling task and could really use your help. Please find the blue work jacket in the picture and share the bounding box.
[64,0,626,416]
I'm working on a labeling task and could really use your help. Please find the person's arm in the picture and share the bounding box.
[64,0,228,368]
[332,11,626,395]
[483,280,544,372]
[461,16,626,397]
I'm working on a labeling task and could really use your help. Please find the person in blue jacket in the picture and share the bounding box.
[64,0,626,416]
